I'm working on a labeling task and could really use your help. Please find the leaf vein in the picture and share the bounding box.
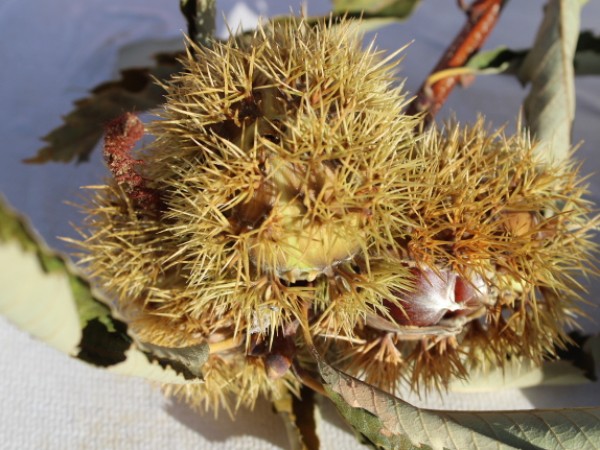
[532,411,565,450]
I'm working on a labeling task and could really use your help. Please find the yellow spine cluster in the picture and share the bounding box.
[76,19,597,410]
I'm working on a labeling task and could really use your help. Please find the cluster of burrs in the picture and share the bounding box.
[76,19,597,412]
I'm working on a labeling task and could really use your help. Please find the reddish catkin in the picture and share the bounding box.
[103,113,160,212]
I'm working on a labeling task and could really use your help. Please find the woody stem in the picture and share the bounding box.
[406,0,509,126]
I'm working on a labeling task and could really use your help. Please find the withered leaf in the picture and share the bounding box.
[518,0,582,164]
[317,355,600,449]
[0,195,207,384]
[25,53,182,164]
[466,30,600,77]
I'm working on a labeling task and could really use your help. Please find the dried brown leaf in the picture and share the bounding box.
[25,53,182,164]
[318,356,600,449]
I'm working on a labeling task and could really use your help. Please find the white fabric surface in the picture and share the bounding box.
[1,1,600,448]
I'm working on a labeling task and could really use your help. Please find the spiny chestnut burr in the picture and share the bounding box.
[74,18,597,410]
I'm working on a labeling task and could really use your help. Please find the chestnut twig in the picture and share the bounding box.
[406,0,508,125]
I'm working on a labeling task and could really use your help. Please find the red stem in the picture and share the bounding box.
[406,0,508,125]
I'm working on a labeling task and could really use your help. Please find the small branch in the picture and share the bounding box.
[180,0,216,47]
[406,0,508,125]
